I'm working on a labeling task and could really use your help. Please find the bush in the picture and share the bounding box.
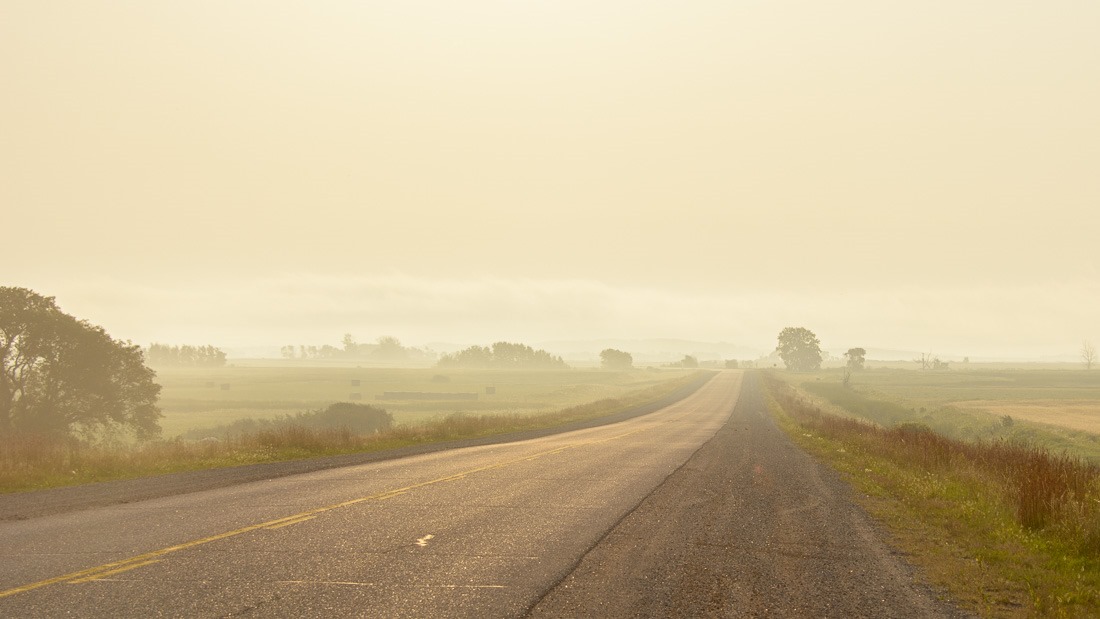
[300,403,394,434]
[185,402,393,440]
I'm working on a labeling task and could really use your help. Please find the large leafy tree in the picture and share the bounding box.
[599,349,633,370]
[0,287,161,440]
[844,347,867,371]
[776,327,823,372]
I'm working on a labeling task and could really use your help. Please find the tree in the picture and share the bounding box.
[489,342,567,368]
[437,342,568,369]
[680,355,699,369]
[341,333,358,355]
[146,343,227,367]
[600,349,633,370]
[776,327,823,372]
[374,336,409,361]
[915,352,949,371]
[0,287,162,440]
[1084,341,1097,370]
[438,345,493,368]
[844,347,866,371]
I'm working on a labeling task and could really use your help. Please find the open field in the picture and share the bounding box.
[776,368,1100,461]
[842,367,1100,407]
[955,400,1100,435]
[154,363,695,438]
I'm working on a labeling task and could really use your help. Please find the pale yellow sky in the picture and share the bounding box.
[3,2,1098,358]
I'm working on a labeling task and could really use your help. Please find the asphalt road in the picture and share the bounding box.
[528,372,969,618]
[0,372,743,617]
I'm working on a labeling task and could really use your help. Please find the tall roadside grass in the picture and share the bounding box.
[0,427,367,493]
[764,372,1100,616]
[0,371,709,494]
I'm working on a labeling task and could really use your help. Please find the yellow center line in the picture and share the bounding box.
[67,560,161,584]
[264,515,317,530]
[0,413,695,600]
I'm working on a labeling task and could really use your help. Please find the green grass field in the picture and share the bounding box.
[154,363,695,438]
[776,367,1100,462]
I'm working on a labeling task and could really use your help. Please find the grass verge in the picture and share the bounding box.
[762,372,1100,618]
[0,371,710,494]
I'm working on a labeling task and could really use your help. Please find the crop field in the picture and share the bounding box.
[954,399,1100,434]
[779,367,1100,461]
[842,367,1100,406]
[153,363,694,438]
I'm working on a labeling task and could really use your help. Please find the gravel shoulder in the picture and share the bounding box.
[0,372,713,522]
[526,372,971,618]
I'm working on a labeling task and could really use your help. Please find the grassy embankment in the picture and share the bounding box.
[0,369,706,494]
[763,371,1100,617]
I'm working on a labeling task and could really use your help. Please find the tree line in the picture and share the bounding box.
[280,334,435,362]
[145,343,227,367]
[437,342,568,369]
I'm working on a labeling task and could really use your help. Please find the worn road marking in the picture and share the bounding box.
[275,580,506,588]
[265,515,317,530]
[416,534,434,547]
[0,421,671,600]
[67,560,161,584]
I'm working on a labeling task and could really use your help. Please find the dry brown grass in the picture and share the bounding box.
[955,399,1100,435]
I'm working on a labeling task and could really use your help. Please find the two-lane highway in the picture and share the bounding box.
[0,371,742,617]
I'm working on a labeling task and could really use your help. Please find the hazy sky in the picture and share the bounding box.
[4,1,1098,358]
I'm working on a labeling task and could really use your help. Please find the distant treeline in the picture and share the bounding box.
[437,342,568,369]
[146,344,227,367]
[281,335,435,362]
